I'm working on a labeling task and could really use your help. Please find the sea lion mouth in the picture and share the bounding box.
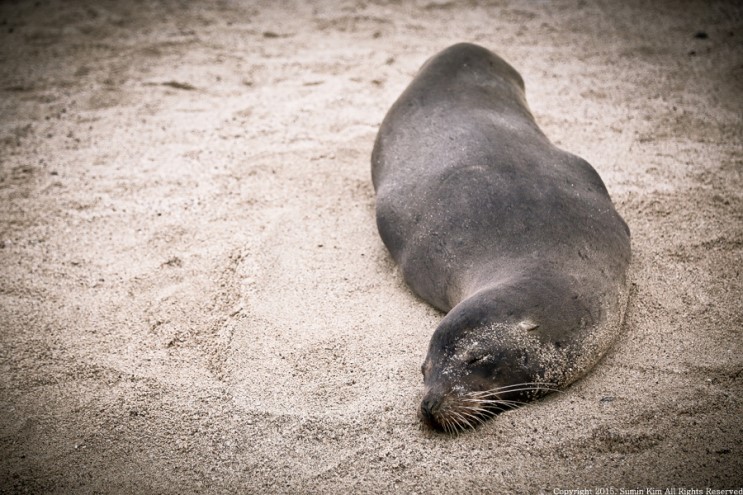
[418,382,557,434]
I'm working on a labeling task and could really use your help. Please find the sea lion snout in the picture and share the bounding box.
[418,385,463,431]
[418,392,442,429]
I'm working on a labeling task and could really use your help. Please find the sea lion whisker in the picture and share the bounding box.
[471,390,542,400]
[463,399,505,410]
[447,414,458,433]
[457,411,477,431]
[447,416,462,435]
[488,405,509,414]
[472,382,558,395]
[495,401,526,408]
[450,410,473,431]
[470,399,526,412]
[482,382,554,392]
[463,397,522,410]
[472,385,559,397]
[460,415,476,431]
[441,418,452,435]
[474,398,528,407]
[456,408,486,426]
[445,416,460,434]
[465,392,539,409]
[467,382,545,394]
[467,389,550,399]
[459,404,488,414]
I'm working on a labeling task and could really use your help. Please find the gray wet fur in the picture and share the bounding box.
[371,43,631,431]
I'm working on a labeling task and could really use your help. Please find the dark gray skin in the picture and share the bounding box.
[371,43,631,433]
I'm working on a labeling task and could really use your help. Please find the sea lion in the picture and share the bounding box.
[371,43,631,433]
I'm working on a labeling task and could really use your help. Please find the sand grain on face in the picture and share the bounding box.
[1,0,741,493]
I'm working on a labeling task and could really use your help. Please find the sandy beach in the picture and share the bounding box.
[1,0,741,493]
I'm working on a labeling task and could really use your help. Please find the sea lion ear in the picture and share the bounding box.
[518,319,539,331]
[421,359,432,377]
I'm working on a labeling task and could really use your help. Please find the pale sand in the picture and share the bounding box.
[1,1,741,493]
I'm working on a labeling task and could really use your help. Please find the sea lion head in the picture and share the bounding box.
[418,281,581,433]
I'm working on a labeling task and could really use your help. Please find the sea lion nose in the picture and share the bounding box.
[419,394,442,429]
[420,398,434,420]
